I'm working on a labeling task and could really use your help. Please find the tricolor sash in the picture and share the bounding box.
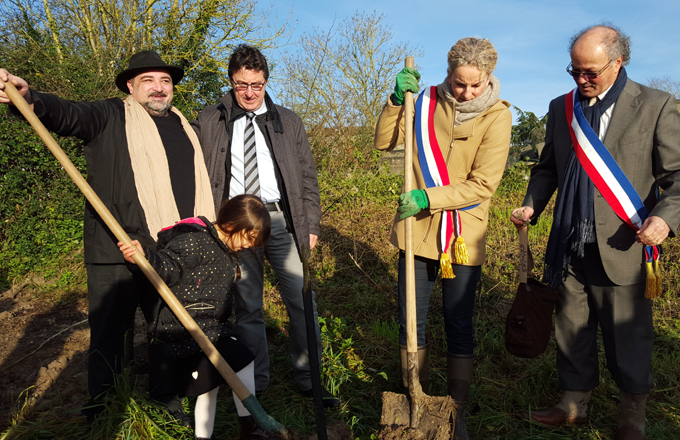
[415,86,477,278]
[565,88,661,298]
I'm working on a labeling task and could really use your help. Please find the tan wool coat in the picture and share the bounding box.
[375,84,512,266]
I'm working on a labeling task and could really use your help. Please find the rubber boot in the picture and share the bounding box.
[448,354,473,440]
[616,391,647,440]
[417,344,429,392]
[400,344,429,391]
[239,416,285,440]
[400,345,408,388]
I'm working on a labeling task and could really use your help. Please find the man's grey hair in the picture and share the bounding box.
[569,22,631,66]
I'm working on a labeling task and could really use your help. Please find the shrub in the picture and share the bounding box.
[0,107,86,285]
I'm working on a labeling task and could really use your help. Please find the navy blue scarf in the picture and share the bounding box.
[543,67,628,288]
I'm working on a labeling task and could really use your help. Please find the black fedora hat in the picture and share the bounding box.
[115,50,184,93]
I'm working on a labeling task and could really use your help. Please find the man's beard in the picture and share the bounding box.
[142,93,172,116]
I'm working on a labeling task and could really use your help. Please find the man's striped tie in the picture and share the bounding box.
[243,112,260,196]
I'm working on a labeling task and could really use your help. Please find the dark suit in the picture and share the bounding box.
[524,79,680,393]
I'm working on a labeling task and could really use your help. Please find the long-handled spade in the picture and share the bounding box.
[300,244,328,440]
[1,78,290,438]
[379,58,455,439]
[402,55,425,428]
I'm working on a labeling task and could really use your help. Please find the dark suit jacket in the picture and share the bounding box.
[524,79,680,285]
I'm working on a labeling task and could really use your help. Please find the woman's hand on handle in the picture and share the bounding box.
[392,67,421,105]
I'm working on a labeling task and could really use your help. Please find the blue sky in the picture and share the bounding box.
[267,0,680,121]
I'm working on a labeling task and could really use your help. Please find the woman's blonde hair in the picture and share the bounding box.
[447,37,498,76]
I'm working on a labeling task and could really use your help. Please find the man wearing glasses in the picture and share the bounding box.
[192,44,339,407]
[510,24,680,439]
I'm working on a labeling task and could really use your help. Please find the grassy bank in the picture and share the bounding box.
[2,163,680,439]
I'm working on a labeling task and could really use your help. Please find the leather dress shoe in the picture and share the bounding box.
[529,407,588,427]
[301,386,340,408]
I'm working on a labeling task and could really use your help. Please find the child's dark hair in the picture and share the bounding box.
[215,194,271,247]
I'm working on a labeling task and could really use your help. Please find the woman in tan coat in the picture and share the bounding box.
[374,37,511,440]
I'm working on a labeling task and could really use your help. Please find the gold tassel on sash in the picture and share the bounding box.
[644,262,656,299]
[644,245,662,300]
[453,236,470,265]
[654,259,662,297]
[440,252,456,279]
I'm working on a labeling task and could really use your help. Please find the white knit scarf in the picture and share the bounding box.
[124,96,215,241]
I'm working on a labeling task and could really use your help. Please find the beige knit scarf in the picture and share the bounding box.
[124,95,215,241]
[441,74,501,126]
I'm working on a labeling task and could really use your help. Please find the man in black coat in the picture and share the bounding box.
[0,51,215,423]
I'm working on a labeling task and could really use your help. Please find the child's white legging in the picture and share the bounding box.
[193,361,256,438]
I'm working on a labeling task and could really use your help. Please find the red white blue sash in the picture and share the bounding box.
[565,88,649,229]
[415,87,454,257]
[565,88,660,297]
[415,87,477,272]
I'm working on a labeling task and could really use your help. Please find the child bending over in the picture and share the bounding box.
[119,194,281,440]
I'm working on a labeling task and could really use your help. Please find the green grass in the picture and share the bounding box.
[2,164,680,439]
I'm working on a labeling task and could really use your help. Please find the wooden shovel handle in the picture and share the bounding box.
[2,79,251,401]
[401,57,425,428]
[403,57,418,357]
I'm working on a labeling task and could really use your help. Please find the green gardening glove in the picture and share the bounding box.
[398,189,429,219]
[393,67,421,105]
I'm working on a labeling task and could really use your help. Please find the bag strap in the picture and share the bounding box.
[519,226,528,284]
[518,225,536,283]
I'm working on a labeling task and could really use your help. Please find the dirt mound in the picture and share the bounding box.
[378,391,455,440]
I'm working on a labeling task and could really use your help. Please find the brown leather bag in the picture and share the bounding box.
[505,227,560,358]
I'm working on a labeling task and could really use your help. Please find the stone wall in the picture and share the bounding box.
[380,143,405,174]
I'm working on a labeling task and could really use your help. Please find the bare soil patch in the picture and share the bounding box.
[0,284,355,439]
[0,282,90,428]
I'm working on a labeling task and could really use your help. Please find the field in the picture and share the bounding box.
[1,163,680,439]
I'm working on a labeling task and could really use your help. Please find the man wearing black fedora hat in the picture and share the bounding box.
[0,50,215,425]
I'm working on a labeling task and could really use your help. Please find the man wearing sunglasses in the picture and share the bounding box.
[511,24,680,439]
[192,44,339,408]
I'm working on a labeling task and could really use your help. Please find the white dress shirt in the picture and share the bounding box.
[594,84,616,141]
[229,102,281,203]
